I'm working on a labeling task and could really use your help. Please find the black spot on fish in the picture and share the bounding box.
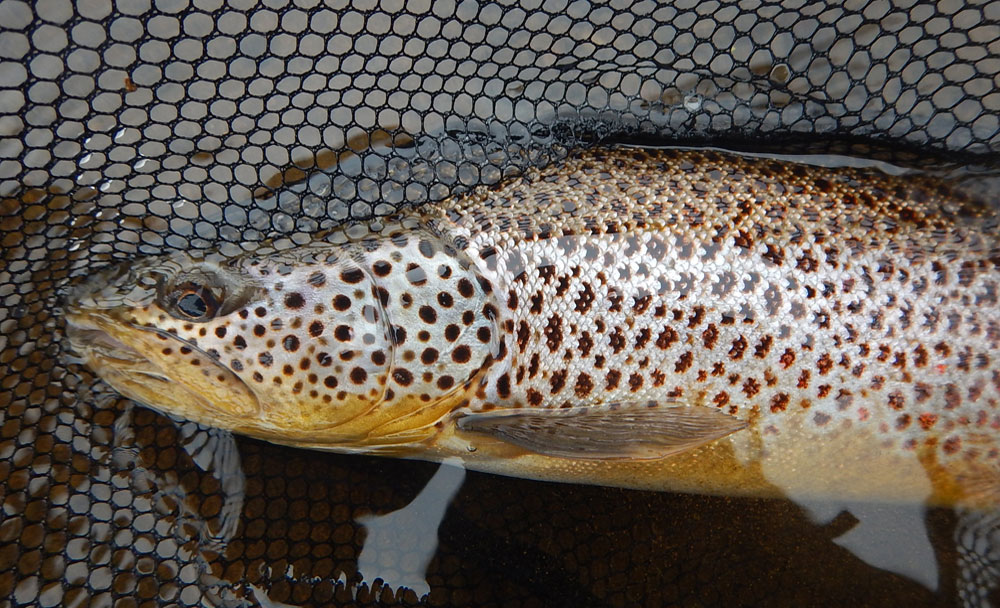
[309,321,324,337]
[372,261,392,277]
[341,268,364,284]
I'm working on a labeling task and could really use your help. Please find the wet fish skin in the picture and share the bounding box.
[63,147,1000,505]
[430,147,1000,502]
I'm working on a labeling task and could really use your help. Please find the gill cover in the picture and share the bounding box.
[359,220,502,442]
[180,217,503,448]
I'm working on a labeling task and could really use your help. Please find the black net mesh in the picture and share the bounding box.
[2,1,1000,606]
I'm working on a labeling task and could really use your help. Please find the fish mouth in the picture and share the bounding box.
[63,310,261,422]
[64,319,175,384]
[64,312,178,385]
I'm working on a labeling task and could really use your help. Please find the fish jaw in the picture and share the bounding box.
[64,308,262,428]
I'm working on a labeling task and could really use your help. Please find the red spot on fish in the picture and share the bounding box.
[918,413,938,430]
[797,369,811,388]
[769,393,789,413]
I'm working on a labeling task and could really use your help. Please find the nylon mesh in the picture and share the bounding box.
[1,1,999,606]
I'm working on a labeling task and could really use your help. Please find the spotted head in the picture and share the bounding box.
[63,219,502,451]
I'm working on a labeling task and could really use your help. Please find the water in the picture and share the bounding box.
[116,404,979,607]
[4,1,1000,605]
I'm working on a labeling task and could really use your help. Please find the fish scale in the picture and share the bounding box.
[64,146,1000,506]
[430,149,1000,459]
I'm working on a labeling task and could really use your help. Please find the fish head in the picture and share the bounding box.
[63,249,268,431]
[63,225,501,450]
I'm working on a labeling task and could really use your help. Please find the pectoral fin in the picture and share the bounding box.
[456,403,746,460]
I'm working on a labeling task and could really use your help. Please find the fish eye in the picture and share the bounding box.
[155,266,258,321]
[177,290,212,319]
[162,280,223,321]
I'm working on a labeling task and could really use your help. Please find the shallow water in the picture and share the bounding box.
[55,395,982,608]
[3,0,1000,604]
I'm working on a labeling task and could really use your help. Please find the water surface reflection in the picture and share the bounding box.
[356,460,465,598]
[223,430,990,608]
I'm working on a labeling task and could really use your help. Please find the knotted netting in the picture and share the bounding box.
[2,1,999,606]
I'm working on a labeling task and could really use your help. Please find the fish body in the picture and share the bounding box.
[65,147,1000,506]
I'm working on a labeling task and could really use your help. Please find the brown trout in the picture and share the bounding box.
[64,147,1000,507]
